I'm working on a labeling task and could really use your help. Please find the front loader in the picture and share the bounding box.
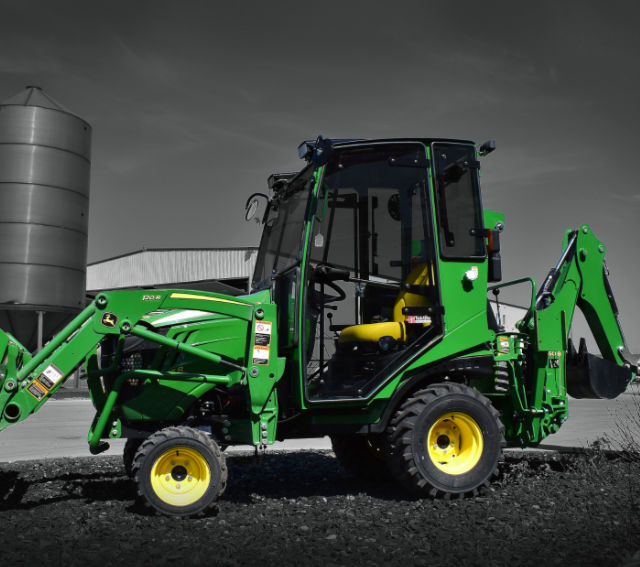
[0,136,637,516]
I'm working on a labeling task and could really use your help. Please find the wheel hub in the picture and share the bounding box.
[150,446,211,506]
[171,465,188,482]
[427,412,484,475]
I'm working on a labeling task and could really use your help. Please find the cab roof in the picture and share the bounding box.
[297,137,476,161]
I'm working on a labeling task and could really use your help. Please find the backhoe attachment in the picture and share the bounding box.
[533,225,638,400]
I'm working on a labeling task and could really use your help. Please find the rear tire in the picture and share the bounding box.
[386,383,504,498]
[132,426,227,517]
[123,438,144,478]
[331,434,390,481]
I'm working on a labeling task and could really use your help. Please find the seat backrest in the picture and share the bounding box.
[392,263,432,323]
[337,263,433,345]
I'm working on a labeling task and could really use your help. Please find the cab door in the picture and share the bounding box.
[302,142,442,401]
[429,142,492,354]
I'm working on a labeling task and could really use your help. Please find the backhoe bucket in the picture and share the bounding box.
[566,338,630,399]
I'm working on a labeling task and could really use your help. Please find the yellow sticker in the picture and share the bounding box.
[27,381,46,400]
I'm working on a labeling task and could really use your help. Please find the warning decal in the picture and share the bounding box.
[252,345,270,365]
[254,321,272,347]
[27,382,46,400]
[405,315,431,324]
[499,337,510,354]
[37,364,64,390]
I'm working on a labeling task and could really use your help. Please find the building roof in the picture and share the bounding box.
[87,247,258,291]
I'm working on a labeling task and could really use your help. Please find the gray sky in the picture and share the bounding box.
[2,0,640,346]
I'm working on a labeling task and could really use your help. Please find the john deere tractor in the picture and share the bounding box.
[0,136,637,516]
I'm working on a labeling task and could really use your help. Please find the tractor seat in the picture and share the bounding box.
[338,264,433,346]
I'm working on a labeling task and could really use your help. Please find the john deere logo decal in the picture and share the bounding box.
[101,312,118,328]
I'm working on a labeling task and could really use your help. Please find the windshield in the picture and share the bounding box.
[311,143,431,282]
[252,167,314,290]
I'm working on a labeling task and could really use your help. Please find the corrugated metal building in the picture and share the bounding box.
[87,247,258,293]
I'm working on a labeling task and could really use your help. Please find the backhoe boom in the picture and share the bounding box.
[531,224,636,401]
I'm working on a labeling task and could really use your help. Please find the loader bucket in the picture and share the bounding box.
[566,338,630,399]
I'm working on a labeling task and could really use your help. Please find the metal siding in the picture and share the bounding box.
[87,248,258,290]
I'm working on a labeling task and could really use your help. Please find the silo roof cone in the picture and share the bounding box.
[1,85,73,114]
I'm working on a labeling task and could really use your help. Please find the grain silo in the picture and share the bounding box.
[0,86,91,350]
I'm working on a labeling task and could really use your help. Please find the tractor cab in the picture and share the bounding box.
[250,138,494,406]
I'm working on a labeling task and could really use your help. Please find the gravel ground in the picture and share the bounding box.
[1,449,639,567]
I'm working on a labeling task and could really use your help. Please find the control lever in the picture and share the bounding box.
[312,264,350,284]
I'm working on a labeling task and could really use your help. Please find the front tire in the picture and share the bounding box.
[386,383,505,498]
[132,426,227,517]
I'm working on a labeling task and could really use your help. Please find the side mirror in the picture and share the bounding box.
[478,139,496,157]
[244,193,268,222]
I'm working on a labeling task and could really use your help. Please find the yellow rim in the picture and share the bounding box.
[427,412,483,475]
[150,446,211,507]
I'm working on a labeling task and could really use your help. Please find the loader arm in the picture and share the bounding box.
[0,289,261,453]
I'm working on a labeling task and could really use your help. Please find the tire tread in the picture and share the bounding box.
[132,425,227,516]
[386,382,505,499]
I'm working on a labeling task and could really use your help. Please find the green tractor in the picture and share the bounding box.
[0,136,637,516]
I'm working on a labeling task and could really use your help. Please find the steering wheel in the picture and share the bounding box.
[310,264,348,305]
[320,280,346,304]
